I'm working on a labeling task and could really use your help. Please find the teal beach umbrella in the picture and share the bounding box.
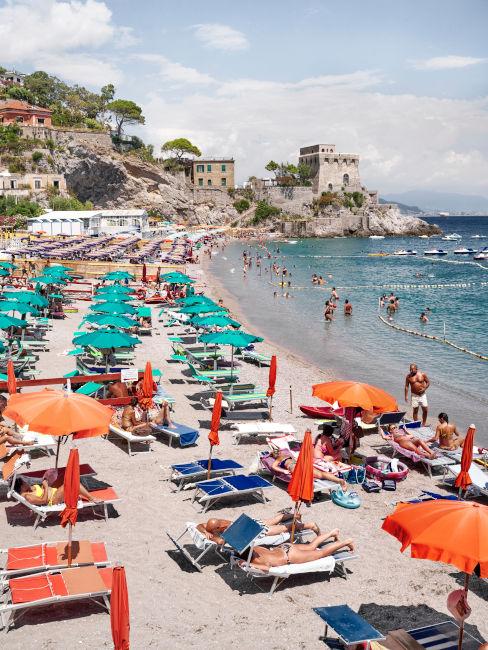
[31,275,67,285]
[199,330,263,377]
[0,301,39,315]
[73,328,140,372]
[0,315,27,329]
[96,285,133,295]
[102,271,134,281]
[90,302,137,315]
[93,294,134,303]
[0,269,10,277]
[179,303,227,316]
[3,291,48,308]
[161,272,195,284]
[176,296,214,307]
[84,314,136,329]
[191,314,241,329]
[0,261,16,270]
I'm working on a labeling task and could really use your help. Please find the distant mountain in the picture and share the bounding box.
[382,191,488,213]
[378,198,422,214]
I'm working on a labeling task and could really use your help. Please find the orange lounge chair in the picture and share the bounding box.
[0,565,113,632]
[0,540,108,579]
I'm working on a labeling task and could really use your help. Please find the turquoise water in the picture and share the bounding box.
[209,216,488,443]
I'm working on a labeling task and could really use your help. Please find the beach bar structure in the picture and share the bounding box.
[28,209,149,237]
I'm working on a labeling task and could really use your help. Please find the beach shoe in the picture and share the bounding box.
[331,487,361,509]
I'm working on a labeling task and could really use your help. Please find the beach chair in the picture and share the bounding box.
[0,565,113,632]
[108,424,156,456]
[1,429,56,459]
[313,605,384,649]
[241,350,272,367]
[151,422,200,447]
[223,515,356,597]
[385,438,455,478]
[75,381,104,397]
[168,459,244,491]
[258,451,340,497]
[211,382,258,395]
[192,475,274,513]
[408,621,481,650]
[0,540,109,580]
[356,411,406,432]
[230,422,296,445]
[186,362,239,384]
[443,462,488,498]
[200,392,268,412]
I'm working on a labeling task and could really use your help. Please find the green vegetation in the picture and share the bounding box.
[251,200,280,225]
[317,191,342,207]
[161,138,201,162]
[233,198,250,214]
[343,191,364,209]
[265,160,312,186]
[31,150,43,163]
[49,195,93,211]
[107,99,145,137]
[0,123,23,153]
[0,196,42,219]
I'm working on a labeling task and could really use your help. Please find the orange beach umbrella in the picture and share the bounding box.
[454,425,476,493]
[288,429,315,540]
[312,380,397,413]
[59,447,80,567]
[111,565,130,650]
[207,391,222,478]
[6,360,17,395]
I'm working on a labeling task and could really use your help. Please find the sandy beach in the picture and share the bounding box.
[1,260,487,650]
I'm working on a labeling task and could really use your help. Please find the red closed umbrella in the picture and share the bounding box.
[266,355,277,420]
[207,392,222,478]
[59,448,80,566]
[7,360,17,395]
[111,565,130,650]
[142,264,147,284]
[137,361,154,410]
[454,425,476,494]
[288,429,315,540]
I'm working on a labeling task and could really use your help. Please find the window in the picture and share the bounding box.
[196,164,204,173]
[221,177,227,186]
[37,118,44,125]
[53,180,60,189]
[207,179,212,186]
[15,116,23,123]
[343,173,349,186]
[34,179,41,189]
[221,164,226,172]
[198,178,203,187]
[207,164,212,172]
[10,180,17,189]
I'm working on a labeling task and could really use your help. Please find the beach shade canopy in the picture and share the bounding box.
[0,268,11,277]
[312,380,398,413]
[199,330,263,348]
[4,388,113,438]
[96,285,133,295]
[44,265,72,273]
[161,272,195,284]
[0,261,16,269]
[93,294,134,304]
[102,271,134,281]
[0,300,39,315]
[59,447,80,567]
[137,361,154,409]
[91,302,137,316]
[0,314,27,329]
[7,359,17,395]
[3,291,49,308]
[111,565,130,650]
[84,314,136,329]
[176,295,213,306]
[454,425,476,492]
[31,275,67,285]
[190,314,241,329]
[179,303,227,316]
[73,329,141,350]
[43,267,72,278]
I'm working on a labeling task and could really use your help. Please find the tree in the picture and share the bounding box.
[161,138,201,161]
[6,85,34,103]
[233,198,250,214]
[297,162,312,185]
[265,160,279,176]
[106,99,144,136]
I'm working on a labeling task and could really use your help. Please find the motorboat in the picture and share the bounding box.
[453,247,476,255]
[471,234,485,239]
[393,249,417,256]
[368,252,389,257]
[473,247,488,260]
[424,249,448,256]
[441,233,462,241]
[369,235,385,239]
[418,235,429,239]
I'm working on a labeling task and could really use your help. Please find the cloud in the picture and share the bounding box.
[139,73,488,195]
[36,54,123,86]
[411,55,486,70]
[0,0,130,85]
[135,54,216,86]
[191,23,249,51]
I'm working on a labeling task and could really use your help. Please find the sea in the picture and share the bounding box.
[208,216,488,445]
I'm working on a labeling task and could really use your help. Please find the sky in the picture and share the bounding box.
[1,0,487,196]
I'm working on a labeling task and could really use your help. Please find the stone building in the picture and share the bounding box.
[0,99,52,127]
[299,144,362,193]
[0,70,25,87]
[0,169,66,195]
[192,158,235,189]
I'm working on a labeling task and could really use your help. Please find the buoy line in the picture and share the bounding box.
[267,281,488,291]
[378,315,488,361]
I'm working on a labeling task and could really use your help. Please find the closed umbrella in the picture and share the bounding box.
[111,565,130,650]
[454,425,476,495]
[207,391,222,479]
[267,355,277,420]
[59,448,80,567]
[137,361,154,409]
[7,359,17,395]
[288,429,315,541]
[199,330,263,378]
[91,302,137,316]
[142,264,147,284]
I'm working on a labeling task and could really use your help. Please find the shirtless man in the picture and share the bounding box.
[430,413,464,450]
[107,381,129,399]
[344,299,353,315]
[405,363,430,425]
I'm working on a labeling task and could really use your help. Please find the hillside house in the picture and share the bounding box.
[0,99,52,127]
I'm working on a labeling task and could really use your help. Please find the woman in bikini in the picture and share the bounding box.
[313,427,345,462]
[381,424,436,459]
[249,529,354,571]
[19,478,99,506]
[271,452,347,490]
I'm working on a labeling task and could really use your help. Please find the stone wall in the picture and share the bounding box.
[191,187,233,207]
[254,186,315,216]
[21,125,112,150]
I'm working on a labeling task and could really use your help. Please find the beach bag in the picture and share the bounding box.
[362,480,381,493]
[382,479,397,491]
[345,466,366,485]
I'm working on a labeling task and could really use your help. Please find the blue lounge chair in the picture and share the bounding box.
[408,621,481,650]
[169,459,243,491]
[151,422,199,448]
[313,605,384,648]
[192,475,273,513]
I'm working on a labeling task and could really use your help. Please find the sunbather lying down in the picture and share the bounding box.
[120,397,172,436]
[0,430,34,448]
[197,512,320,545]
[17,470,99,506]
[272,452,348,490]
[249,529,354,572]
[381,425,436,459]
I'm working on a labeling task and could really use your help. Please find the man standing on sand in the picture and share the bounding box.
[405,363,430,425]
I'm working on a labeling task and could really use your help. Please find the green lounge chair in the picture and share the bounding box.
[186,362,239,384]
[75,381,104,397]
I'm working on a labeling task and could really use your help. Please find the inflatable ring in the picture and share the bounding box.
[366,457,408,482]
[331,488,361,509]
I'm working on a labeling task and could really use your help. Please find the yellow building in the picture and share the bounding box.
[192,158,235,189]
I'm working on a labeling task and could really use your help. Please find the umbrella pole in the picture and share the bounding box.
[67,523,73,567]
[231,346,234,381]
[457,573,470,650]
[269,395,273,421]
[55,438,61,468]
[207,445,213,480]
[290,501,301,543]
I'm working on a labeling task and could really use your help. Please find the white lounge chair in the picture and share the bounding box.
[4,430,56,459]
[108,424,156,456]
[241,350,272,367]
[231,422,296,445]
[385,438,456,477]
[443,462,488,498]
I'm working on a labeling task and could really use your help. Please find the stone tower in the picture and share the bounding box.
[299,144,362,194]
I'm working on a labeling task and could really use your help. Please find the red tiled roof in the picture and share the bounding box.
[0,99,52,114]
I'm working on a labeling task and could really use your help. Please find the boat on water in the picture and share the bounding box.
[393,249,417,256]
[453,247,476,255]
[369,235,385,239]
[473,247,488,261]
[471,234,486,239]
[418,235,429,239]
[368,252,389,257]
[442,233,462,241]
[285,240,298,244]
[424,249,448,256]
